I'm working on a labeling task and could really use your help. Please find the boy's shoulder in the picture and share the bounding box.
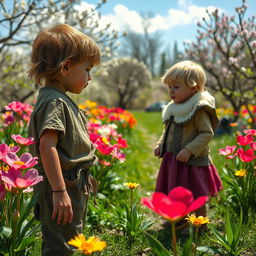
[34,87,77,111]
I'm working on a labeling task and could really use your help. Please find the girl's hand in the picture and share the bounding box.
[52,191,73,225]
[154,145,160,156]
[176,148,191,162]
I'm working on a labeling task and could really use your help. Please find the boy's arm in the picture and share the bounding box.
[39,129,73,225]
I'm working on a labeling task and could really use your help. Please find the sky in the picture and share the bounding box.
[82,0,256,51]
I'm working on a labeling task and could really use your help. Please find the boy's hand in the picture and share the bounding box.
[52,191,73,225]
[176,148,191,162]
[154,145,160,156]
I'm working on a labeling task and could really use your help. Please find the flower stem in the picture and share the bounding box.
[171,222,177,256]
[193,226,199,256]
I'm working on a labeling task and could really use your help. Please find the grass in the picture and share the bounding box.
[29,111,256,255]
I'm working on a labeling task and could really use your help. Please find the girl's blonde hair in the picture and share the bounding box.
[28,24,101,85]
[161,60,206,91]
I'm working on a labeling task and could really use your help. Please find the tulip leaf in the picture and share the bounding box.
[209,225,231,251]
[143,232,170,256]
[225,213,233,244]
[14,237,39,252]
[181,226,193,256]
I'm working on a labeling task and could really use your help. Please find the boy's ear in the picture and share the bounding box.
[61,59,71,76]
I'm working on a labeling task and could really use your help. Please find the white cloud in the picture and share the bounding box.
[96,1,224,34]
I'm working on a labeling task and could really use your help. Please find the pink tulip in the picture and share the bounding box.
[1,167,43,190]
[250,142,256,151]
[237,148,256,162]
[5,101,24,114]
[218,145,236,158]
[11,134,36,146]
[111,148,126,162]
[0,144,20,160]
[99,160,112,166]
[237,135,253,146]
[141,186,208,222]
[3,152,38,169]
[244,129,256,136]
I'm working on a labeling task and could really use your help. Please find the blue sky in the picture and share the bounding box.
[83,0,256,51]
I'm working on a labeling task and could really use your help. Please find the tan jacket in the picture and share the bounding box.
[157,91,219,166]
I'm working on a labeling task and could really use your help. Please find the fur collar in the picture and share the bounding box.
[162,91,216,123]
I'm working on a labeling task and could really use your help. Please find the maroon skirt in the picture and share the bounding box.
[155,152,223,199]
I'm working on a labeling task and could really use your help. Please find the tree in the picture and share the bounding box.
[96,57,151,109]
[0,0,123,105]
[184,0,256,124]
[121,15,163,77]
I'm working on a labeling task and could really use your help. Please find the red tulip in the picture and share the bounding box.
[237,148,256,162]
[237,134,253,146]
[141,186,208,222]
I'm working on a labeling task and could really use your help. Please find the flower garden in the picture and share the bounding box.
[0,100,255,256]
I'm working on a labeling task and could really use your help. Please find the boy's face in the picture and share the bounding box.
[168,81,197,104]
[62,60,93,94]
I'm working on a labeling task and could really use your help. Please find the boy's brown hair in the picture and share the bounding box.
[28,24,100,85]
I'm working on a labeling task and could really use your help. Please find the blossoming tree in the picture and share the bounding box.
[184,0,256,125]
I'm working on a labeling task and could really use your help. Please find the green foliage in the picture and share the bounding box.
[198,210,244,256]
[119,203,153,239]
[143,232,170,256]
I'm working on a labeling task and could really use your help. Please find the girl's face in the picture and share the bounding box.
[62,60,93,94]
[168,81,197,104]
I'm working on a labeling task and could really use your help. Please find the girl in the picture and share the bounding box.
[154,60,222,222]
[28,24,100,255]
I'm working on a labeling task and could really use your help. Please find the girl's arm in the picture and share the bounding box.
[184,108,214,158]
[39,129,73,225]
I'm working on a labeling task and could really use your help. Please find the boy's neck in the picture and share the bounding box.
[45,81,66,93]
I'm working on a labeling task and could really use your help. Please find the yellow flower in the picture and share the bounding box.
[68,234,106,255]
[235,169,247,177]
[185,214,210,227]
[124,182,140,189]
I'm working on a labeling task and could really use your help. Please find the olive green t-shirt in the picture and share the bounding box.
[28,87,97,173]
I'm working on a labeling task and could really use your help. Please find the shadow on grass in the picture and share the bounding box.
[146,222,190,251]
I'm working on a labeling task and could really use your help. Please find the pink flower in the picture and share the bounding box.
[99,160,112,166]
[3,152,38,169]
[116,137,128,148]
[244,129,256,136]
[237,135,253,146]
[218,145,236,158]
[11,134,36,146]
[0,143,20,160]
[141,187,208,222]
[5,101,24,114]
[250,142,256,151]
[1,167,43,190]
[111,148,126,162]
[237,148,256,162]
